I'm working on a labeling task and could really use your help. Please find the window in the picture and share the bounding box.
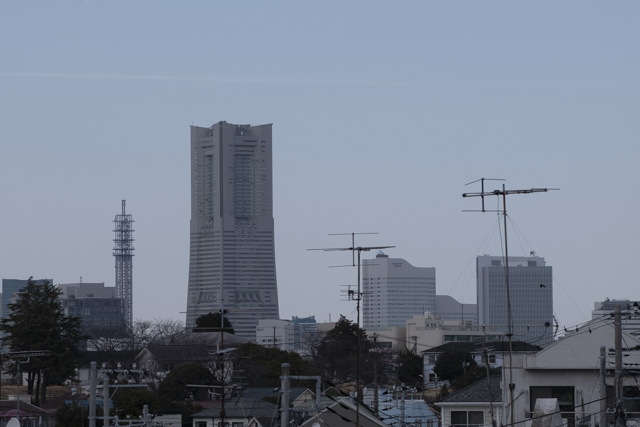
[232,423,243,427]
[451,410,484,427]
[195,423,207,427]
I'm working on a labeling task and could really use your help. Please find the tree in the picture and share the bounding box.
[235,342,319,387]
[158,362,216,401]
[0,278,85,405]
[433,351,477,385]
[194,311,234,334]
[396,350,424,387]
[315,315,374,385]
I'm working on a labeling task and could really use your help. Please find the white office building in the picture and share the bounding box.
[256,319,296,351]
[362,253,436,331]
[477,254,553,346]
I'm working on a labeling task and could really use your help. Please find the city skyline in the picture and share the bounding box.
[1,2,638,331]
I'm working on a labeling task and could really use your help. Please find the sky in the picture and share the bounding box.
[1,2,638,332]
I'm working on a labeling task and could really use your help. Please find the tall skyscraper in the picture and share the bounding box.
[362,252,436,331]
[186,121,279,339]
[476,254,553,346]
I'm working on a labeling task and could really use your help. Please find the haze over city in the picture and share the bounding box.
[1,2,638,332]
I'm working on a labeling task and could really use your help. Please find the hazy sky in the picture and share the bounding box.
[1,2,638,332]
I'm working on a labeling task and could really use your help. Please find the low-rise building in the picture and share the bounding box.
[501,316,640,427]
[436,375,502,427]
[255,319,296,351]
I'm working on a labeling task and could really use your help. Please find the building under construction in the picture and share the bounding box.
[113,200,134,329]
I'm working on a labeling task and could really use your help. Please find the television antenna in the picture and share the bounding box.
[309,232,395,427]
[462,178,558,427]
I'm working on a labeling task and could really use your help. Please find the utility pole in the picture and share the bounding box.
[463,178,557,427]
[614,305,626,427]
[281,363,290,427]
[600,346,607,427]
[372,333,379,418]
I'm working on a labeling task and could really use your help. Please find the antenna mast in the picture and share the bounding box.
[462,179,557,427]
[310,232,394,427]
[114,200,135,329]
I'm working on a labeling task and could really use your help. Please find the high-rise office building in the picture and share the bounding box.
[476,254,553,346]
[362,252,436,331]
[186,121,279,339]
[58,282,126,334]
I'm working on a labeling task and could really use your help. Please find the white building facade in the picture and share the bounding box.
[256,319,296,351]
[362,253,435,331]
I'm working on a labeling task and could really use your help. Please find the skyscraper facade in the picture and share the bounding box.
[476,254,553,346]
[186,121,279,339]
[362,252,436,331]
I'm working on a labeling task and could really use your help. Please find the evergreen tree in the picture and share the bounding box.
[315,315,373,384]
[433,350,477,385]
[0,278,85,405]
[194,311,234,334]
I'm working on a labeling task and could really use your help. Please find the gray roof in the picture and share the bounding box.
[192,398,278,420]
[438,375,502,404]
[424,341,540,355]
[238,386,309,402]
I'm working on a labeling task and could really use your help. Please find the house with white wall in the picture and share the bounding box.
[501,317,640,427]
[437,375,502,427]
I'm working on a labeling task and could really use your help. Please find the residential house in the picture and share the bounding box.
[501,317,640,427]
[191,398,279,427]
[436,375,502,427]
[300,398,387,427]
[363,385,440,427]
[0,400,55,427]
[423,341,540,387]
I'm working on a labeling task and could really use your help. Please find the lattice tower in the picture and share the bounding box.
[113,200,134,329]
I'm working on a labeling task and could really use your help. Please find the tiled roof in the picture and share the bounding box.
[438,376,502,404]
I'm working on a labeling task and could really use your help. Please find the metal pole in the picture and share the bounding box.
[615,306,626,427]
[281,363,290,427]
[104,377,110,427]
[503,187,515,427]
[143,404,151,427]
[600,346,607,427]
[356,248,361,427]
[400,386,406,427]
[372,333,379,418]
[89,362,97,427]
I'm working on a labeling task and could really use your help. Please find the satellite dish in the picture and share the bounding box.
[7,418,20,427]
